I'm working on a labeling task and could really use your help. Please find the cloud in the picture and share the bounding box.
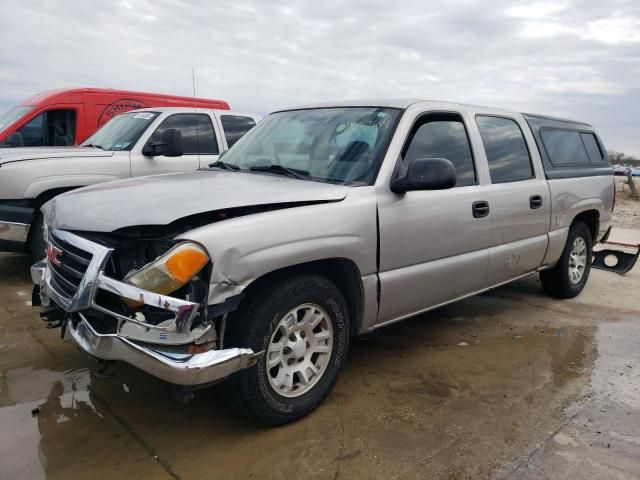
[0,0,638,156]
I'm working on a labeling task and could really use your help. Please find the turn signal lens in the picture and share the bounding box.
[124,242,209,300]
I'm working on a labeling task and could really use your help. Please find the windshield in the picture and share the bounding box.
[217,107,401,185]
[0,105,34,132]
[81,111,160,150]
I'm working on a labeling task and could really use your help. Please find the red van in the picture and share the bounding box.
[0,88,230,148]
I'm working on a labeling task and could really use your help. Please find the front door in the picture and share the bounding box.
[131,112,220,176]
[377,111,491,324]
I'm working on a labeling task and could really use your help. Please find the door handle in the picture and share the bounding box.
[472,201,490,218]
[530,195,543,209]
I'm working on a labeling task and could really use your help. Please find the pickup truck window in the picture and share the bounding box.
[540,129,590,166]
[476,116,533,183]
[149,113,218,155]
[580,133,604,163]
[402,114,476,187]
[217,107,400,185]
[81,111,160,150]
[220,115,257,148]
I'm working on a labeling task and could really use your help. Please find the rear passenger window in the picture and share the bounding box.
[580,133,603,162]
[221,115,256,148]
[540,129,590,166]
[476,116,533,183]
[149,114,218,155]
[403,114,476,187]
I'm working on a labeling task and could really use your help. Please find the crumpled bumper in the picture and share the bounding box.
[31,228,259,386]
[69,313,257,386]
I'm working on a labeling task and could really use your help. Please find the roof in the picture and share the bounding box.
[277,98,520,114]
[19,87,227,107]
[275,98,591,126]
[131,107,259,117]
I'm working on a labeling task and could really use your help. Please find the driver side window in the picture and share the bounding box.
[402,113,476,187]
[149,114,218,155]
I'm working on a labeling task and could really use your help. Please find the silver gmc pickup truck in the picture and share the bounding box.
[0,107,260,259]
[31,99,614,425]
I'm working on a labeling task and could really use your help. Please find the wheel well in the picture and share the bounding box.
[242,258,364,337]
[572,209,599,241]
[26,187,81,244]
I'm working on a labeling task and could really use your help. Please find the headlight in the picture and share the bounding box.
[124,242,209,299]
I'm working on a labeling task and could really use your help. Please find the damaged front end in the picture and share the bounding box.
[31,227,258,386]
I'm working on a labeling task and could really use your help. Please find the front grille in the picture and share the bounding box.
[48,232,93,300]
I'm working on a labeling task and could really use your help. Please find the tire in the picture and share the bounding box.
[540,221,593,299]
[29,212,47,263]
[224,274,350,426]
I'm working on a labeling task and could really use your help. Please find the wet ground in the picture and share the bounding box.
[1,247,639,479]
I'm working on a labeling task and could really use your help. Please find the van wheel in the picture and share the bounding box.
[29,212,47,262]
[540,221,593,299]
[224,274,350,426]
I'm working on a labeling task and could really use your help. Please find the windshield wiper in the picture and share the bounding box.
[208,160,241,170]
[83,143,104,150]
[249,163,310,180]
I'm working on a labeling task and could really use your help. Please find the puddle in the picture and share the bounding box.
[0,367,98,479]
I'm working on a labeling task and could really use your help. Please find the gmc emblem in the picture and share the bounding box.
[46,243,62,267]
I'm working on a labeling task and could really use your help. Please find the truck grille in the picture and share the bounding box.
[48,232,93,300]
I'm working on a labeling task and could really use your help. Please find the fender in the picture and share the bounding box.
[179,189,379,306]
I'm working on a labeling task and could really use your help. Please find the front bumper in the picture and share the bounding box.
[31,228,258,386]
[69,313,257,386]
[0,220,30,252]
[0,203,33,252]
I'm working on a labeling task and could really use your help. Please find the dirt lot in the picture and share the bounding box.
[1,204,639,479]
[613,176,640,230]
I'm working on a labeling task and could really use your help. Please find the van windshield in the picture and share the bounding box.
[0,105,34,132]
[81,111,159,151]
[216,107,401,186]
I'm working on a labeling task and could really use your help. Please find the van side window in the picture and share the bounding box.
[17,113,45,147]
[580,133,604,162]
[150,114,218,155]
[540,129,590,166]
[402,114,476,187]
[220,115,256,148]
[16,109,76,147]
[476,116,534,183]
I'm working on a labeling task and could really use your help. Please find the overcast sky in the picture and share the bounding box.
[1,0,638,156]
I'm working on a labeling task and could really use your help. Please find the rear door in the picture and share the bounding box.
[131,112,220,176]
[216,113,259,151]
[472,113,551,284]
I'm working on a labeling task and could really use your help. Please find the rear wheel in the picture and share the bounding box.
[224,274,350,425]
[540,221,593,299]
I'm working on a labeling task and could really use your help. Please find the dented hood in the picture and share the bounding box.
[0,146,113,165]
[43,170,349,232]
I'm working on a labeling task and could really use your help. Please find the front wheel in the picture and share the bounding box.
[540,221,593,299]
[224,274,350,425]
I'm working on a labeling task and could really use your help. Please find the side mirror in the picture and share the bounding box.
[390,157,456,193]
[6,132,25,147]
[142,128,183,157]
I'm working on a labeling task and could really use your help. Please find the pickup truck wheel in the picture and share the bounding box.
[224,274,350,425]
[28,212,46,262]
[540,221,593,299]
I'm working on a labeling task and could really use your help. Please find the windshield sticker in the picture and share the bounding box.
[133,112,155,120]
[114,142,131,149]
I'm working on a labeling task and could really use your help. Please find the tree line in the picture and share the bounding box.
[608,151,640,167]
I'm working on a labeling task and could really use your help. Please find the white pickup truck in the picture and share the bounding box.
[0,107,261,258]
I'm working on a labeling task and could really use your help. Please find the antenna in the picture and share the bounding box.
[192,67,200,164]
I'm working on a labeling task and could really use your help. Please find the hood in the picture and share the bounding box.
[0,147,114,166]
[44,170,349,232]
